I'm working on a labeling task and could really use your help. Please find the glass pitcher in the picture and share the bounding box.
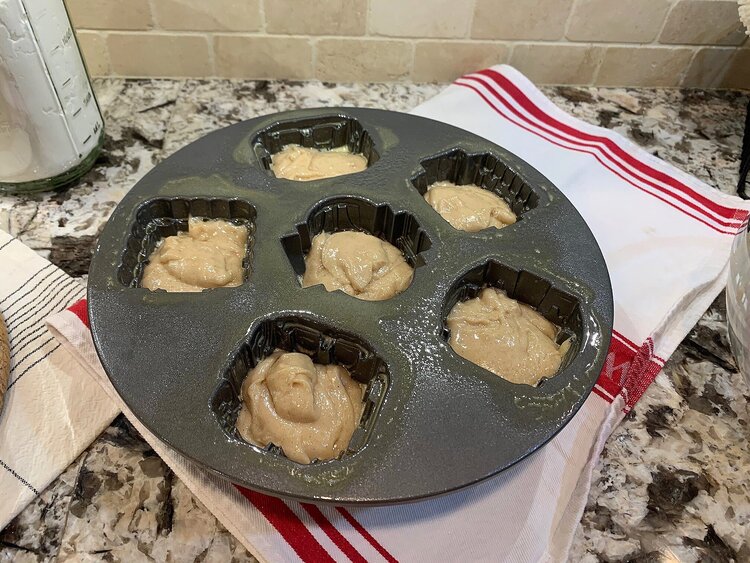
[0,0,104,194]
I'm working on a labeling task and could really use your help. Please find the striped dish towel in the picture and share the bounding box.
[0,232,119,528]
[42,64,750,562]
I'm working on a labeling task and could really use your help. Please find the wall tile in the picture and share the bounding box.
[75,30,109,76]
[511,44,604,85]
[567,0,670,43]
[316,39,412,81]
[596,47,695,86]
[472,0,574,40]
[65,0,749,85]
[214,36,313,79]
[719,49,750,89]
[154,0,261,32]
[265,0,366,35]
[413,41,508,82]
[682,47,737,87]
[660,0,747,46]
[370,0,473,38]
[66,0,152,30]
[108,33,212,77]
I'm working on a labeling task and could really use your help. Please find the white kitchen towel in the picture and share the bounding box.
[43,64,750,562]
[0,231,119,529]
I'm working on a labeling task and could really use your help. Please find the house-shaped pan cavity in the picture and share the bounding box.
[442,259,582,379]
[412,148,539,220]
[252,115,380,175]
[118,197,256,288]
[211,315,390,461]
[281,196,432,279]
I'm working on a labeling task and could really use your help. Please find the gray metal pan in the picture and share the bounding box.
[88,107,613,505]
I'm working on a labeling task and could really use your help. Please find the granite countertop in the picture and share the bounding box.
[1,78,748,563]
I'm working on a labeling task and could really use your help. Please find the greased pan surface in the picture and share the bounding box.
[88,108,613,505]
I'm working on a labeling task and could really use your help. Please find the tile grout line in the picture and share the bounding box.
[146,0,160,30]
[678,47,700,87]
[562,0,578,43]
[91,28,736,50]
[259,0,267,33]
[590,41,605,86]
[311,36,318,80]
[652,0,677,46]
[365,0,372,36]
[466,0,477,40]
[206,32,217,78]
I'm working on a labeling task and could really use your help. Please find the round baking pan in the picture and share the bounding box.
[88,108,613,505]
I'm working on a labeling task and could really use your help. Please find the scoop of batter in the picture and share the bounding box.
[302,231,414,301]
[236,350,365,464]
[141,218,248,292]
[424,181,517,232]
[447,287,566,385]
[271,144,368,181]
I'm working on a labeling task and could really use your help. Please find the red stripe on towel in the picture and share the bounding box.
[301,503,367,563]
[235,486,335,563]
[69,299,89,328]
[612,331,639,352]
[621,338,663,410]
[594,336,665,411]
[454,79,737,235]
[336,507,399,563]
[592,387,613,402]
[477,68,748,229]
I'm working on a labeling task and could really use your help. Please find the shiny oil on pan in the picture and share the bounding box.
[88,108,613,505]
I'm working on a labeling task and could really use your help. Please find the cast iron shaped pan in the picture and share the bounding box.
[88,108,613,505]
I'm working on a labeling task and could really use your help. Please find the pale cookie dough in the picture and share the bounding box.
[236,350,365,464]
[424,181,517,232]
[0,313,8,415]
[141,218,248,292]
[271,145,368,181]
[447,287,568,385]
[302,231,414,301]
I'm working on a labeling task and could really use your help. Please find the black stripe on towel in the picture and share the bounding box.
[9,286,83,357]
[0,238,15,253]
[0,264,56,311]
[7,343,61,391]
[4,271,69,322]
[9,325,48,358]
[10,293,80,359]
[7,280,82,332]
[10,336,55,370]
[0,459,39,495]
[8,281,83,344]
[4,272,70,324]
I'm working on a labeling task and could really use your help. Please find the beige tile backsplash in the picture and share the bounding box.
[154,0,263,32]
[316,38,412,81]
[472,0,574,41]
[67,0,750,87]
[566,0,671,43]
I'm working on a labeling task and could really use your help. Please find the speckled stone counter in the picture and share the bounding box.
[1,78,748,563]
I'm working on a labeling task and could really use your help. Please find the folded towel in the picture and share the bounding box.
[0,233,118,528]
[17,64,750,561]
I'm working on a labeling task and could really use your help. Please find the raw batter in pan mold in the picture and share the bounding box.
[424,181,517,232]
[236,350,365,464]
[141,218,248,292]
[270,144,368,181]
[302,230,414,301]
[447,287,569,385]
